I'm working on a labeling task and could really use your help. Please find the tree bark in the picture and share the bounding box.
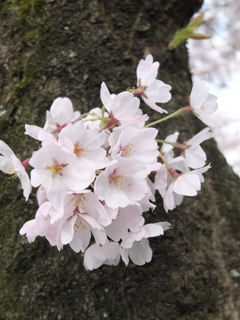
[0,0,240,319]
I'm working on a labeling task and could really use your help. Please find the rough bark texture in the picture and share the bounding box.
[0,0,240,319]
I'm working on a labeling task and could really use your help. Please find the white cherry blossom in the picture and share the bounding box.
[94,157,148,209]
[100,82,142,126]
[84,241,120,270]
[3,54,217,270]
[121,222,169,266]
[60,211,106,253]
[189,81,218,127]
[59,121,107,170]
[29,142,94,206]
[183,128,214,168]
[105,205,144,242]
[0,140,31,200]
[109,126,159,164]
[135,54,172,113]
[44,97,80,133]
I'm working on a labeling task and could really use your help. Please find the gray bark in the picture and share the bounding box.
[0,0,240,319]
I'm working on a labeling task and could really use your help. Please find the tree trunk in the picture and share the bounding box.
[0,0,240,319]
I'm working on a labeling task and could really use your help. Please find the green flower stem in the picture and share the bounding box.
[155,139,176,147]
[144,105,192,128]
[156,139,190,151]
[158,153,180,179]
[73,112,95,123]
[82,117,102,123]
[158,153,172,170]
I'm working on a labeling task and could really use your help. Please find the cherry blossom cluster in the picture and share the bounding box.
[0,55,218,270]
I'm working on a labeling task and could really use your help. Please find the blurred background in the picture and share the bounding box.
[188,0,240,175]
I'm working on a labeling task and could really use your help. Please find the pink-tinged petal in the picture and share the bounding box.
[129,239,152,265]
[91,228,107,246]
[195,110,218,127]
[36,186,47,206]
[112,92,141,121]
[121,228,146,248]
[143,223,164,237]
[187,127,213,146]
[50,97,74,125]
[142,96,168,114]
[137,55,159,86]
[173,174,200,196]
[105,205,144,242]
[25,124,56,143]
[19,219,39,242]
[104,241,120,260]
[0,156,14,174]
[63,163,94,192]
[154,163,168,194]
[83,245,103,270]
[163,183,175,212]
[100,82,113,112]
[170,156,189,172]
[18,171,31,201]
[83,192,111,226]
[121,248,130,266]
[191,164,211,176]
[174,193,184,207]
[93,245,107,261]
[70,227,91,252]
[0,140,15,157]
[25,124,43,139]
[156,222,171,231]
[185,145,207,169]
[201,93,218,115]
[30,169,53,189]
[190,81,209,108]
[161,132,179,154]
[79,213,103,230]
[61,215,77,245]
[145,80,172,103]
[118,114,149,129]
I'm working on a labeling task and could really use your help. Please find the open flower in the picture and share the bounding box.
[120,222,170,266]
[105,205,144,242]
[155,158,211,212]
[189,81,218,127]
[44,97,80,133]
[95,157,149,209]
[109,126,158,164]
[100,82,143,127]
[84,241,120,270]
[60,211,106,253]
[183,128,214,168]
[0,140,31,200]
[29,142,94,206]
[135,54,172,113]
[59,121,107,170]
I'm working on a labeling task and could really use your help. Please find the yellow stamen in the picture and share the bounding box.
[74,216,86,231]
[6,164,18,179]
[110,171,126,189]
[120,143,135,157]
[45,160,68,177]
[74,143,88,157]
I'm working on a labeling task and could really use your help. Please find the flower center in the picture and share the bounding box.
[120,143,135,157]
[46,160,68,177]
[109,170,125,189]
[6,164,18,179]
[74,143,87,157]
[74,216,86,231]
[72,195,87,214]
